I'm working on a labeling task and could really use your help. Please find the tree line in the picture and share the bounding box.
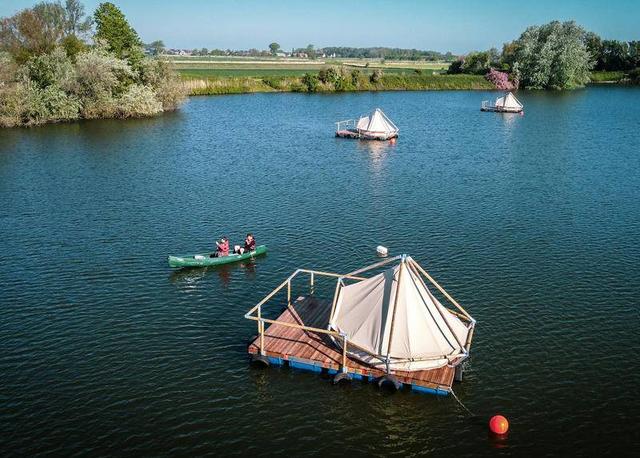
[0,1,186,128]
[585,34,640,71]
[161,44,455,61]
[316,47,454,61]
[448,20,639,89]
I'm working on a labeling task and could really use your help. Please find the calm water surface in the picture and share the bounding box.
[1,88,639,456]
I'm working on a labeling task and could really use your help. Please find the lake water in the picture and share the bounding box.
[1,87,639,456]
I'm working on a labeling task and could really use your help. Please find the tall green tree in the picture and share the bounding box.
[306,44,316,59]
[460,50,492,74]
[0,2,66,63]
[63,0,91,36]
[0,1,91,63]
[500,41,519,71]
[600,40,632,71]
[629,41,640,68]
[268,42,280,55]
[512,20,592,89]
[33,2,67,44]
[583,31,603,69]
[94,2,143,66]
[146,40,165,56]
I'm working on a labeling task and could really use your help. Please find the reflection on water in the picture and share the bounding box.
[487,432,509,450]
[169,261,257,288]
[356,139,396,172]
[499,111,524,126]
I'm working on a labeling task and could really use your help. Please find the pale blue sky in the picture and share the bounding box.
[1,0,638,53]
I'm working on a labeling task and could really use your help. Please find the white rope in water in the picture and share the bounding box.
[450,388,476,417]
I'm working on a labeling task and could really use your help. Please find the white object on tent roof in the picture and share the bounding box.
[481,92,523,113]
[376,245,388,256]
[328,255,475,372]
[335,108,399,140]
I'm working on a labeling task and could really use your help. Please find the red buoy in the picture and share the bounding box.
[489,415,509,434]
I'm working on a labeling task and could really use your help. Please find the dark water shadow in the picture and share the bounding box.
[168,259,259,288]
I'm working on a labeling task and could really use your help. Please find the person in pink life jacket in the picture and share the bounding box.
[211,236,229,257]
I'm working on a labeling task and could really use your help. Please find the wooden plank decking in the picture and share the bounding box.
[248,296,455,394]
[336,129,360,139]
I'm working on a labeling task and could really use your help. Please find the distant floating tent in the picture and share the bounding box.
[336,108,399,140]
[328,255,475,372]
[481,92,524,113]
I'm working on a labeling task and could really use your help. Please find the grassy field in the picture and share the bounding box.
[168,56,448,78]
[182,73,492,95]
[179,68,314,78]
[338,61,448,70]
[166,56,493,95]
[178,67,439,78]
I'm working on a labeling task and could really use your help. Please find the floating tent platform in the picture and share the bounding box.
[481,92,524,113]
[335,108,399,141]
[245,256,475,396]
[247,296,455,394]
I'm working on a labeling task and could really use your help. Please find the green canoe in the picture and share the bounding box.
[168,245,267,268]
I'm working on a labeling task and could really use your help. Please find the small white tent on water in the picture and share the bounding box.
[481,92,523,113]
[336,108,399,140]
[356,108,399,139]
[328,255,475,372]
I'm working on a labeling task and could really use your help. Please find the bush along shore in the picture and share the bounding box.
[0,2,187,128]
[181,69,494,96]
[181,69,639,96]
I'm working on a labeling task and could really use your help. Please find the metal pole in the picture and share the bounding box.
[328,279,342,323]
[310,271,314,296]
[258,304,265,356]
[385,255,405,363]
[411,258,473,319]
[342,334,348,373]
[287,279,291,306]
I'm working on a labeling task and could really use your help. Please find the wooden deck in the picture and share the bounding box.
[248,296,455,395]
[335,130,399,141]
[336,129,361,139]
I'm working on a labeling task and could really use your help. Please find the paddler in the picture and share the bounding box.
[211,236,229,257]
[234,233,256,254]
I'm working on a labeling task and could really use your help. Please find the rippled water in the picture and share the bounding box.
[1,87,639,456]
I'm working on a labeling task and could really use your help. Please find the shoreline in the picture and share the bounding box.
[179,72,636,96]
[180,74,495,96]
[184,86,499,96]
[181,80,638,96]
[2,77,635,130]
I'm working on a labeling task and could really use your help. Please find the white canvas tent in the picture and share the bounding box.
[328,255,475,372]
[356,116,370,130]
[356,108,399,139]
[495,92,523,110]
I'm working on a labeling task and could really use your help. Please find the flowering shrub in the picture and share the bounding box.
[485,68,518,90]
